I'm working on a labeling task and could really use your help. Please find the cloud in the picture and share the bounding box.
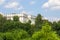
[0,0,5,5]
[15,6,24,10]
[4,2,24,10]
[0,12,3,14]
[46,17,60,22]
[30,1,36,5]
[42,0,60,10]
[43,17,60,22]
[5,2,19,8]
[20,10,34,15]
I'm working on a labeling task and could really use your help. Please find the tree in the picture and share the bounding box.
[0,33,4,40]
[35,14,42,25]
[2,21,22,32]
[52,21,60,36]
[52,21,57,31]
[0,14,6,25]
[5,32,14,40]
[35,14,43,31]
[4,29,30,40]
[28,20,31,24]
[13,16,19,21]
[42,19,52,26]
[32,22,60,40]
[0,29,30,40]
[0,14,6,32]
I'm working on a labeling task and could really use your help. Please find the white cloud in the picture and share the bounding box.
[4,2,24,10]
[42,2,49,8]
[0,0,5,5]
[0,12,3,14]
[30,1,36,5]
[5,2,19,8]
[20,10,34,15]
[21,11,27,13]
[42,0,60,10]
[46,17,60,22]
[16,6,24,10]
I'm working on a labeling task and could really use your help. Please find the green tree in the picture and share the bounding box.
[52,21,57,31]
[5,32,14,40]
[35,14,43,31]
[3,21,22,32]
[35,14,42,25]
[52,21,60,36]
[0,14,6,32]
[28,20,31,24]
[32,22,60,40]
[4,29,30,40]
[0,33,4,40]
[0,29,30,40]
[54,21,60,36]
[13,16,19,21]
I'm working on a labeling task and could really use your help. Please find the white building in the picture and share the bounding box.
[4,13,36,24]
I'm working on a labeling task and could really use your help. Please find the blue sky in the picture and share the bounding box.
[0,0,60,21]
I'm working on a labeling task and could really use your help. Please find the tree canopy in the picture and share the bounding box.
[0,14,60,40]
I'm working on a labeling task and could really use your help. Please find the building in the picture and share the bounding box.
[4,13,36,24]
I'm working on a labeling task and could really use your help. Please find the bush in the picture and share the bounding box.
[32,23,60,40]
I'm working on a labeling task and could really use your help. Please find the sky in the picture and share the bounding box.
[0,0,60,22]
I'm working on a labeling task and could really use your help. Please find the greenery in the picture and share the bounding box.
[0,14,60,40]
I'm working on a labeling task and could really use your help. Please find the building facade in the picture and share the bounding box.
[4,13,36,24]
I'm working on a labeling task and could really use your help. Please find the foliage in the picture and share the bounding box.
[0,33,4,40]
[0,14,60,40]
[32,23,60,40]
[52,21,60,36]
[0,14,6,32]
[0,29,30,40]
[13,16,19,21]
[35,14,43,31]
